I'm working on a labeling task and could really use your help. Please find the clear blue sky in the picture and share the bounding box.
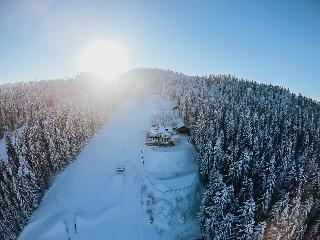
[0,0,319,99]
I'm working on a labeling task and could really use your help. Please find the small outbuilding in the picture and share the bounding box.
[176,126,190,134]
[173,121,190,135]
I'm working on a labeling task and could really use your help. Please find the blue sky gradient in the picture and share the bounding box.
[0,0,319,99]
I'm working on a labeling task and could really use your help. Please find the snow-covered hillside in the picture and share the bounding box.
[19,93,200,240]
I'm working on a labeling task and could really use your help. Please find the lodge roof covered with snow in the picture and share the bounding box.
[147,126,173,138]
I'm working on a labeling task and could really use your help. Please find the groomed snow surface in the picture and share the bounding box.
[19,93,201,240]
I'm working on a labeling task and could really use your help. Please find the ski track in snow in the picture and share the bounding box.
[19,93,201,240]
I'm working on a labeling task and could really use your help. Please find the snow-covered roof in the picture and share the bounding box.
[147,125,173,138]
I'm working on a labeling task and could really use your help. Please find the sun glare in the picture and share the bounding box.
[80,40,128,81]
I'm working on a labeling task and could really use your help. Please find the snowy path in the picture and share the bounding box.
[19,93,200,240]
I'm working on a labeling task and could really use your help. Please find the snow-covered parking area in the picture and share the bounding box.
[19,93,201,240]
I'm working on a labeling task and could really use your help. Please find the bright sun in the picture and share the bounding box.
[80,40,128,80]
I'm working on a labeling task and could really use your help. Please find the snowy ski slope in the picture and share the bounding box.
[19,93,200,240]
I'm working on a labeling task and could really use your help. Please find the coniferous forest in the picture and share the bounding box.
[127,68,320,240]
[0,74,118,239]
[1,68,320,239]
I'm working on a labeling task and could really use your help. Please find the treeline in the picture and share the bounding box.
[0,76,94,138]
[128,68,320,240]
[2,68,319,240]
[0,74,114,240]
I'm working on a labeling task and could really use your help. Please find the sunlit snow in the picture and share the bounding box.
[19,93,200,240]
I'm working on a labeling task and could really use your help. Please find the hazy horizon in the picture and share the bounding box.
[0,0,319,99]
